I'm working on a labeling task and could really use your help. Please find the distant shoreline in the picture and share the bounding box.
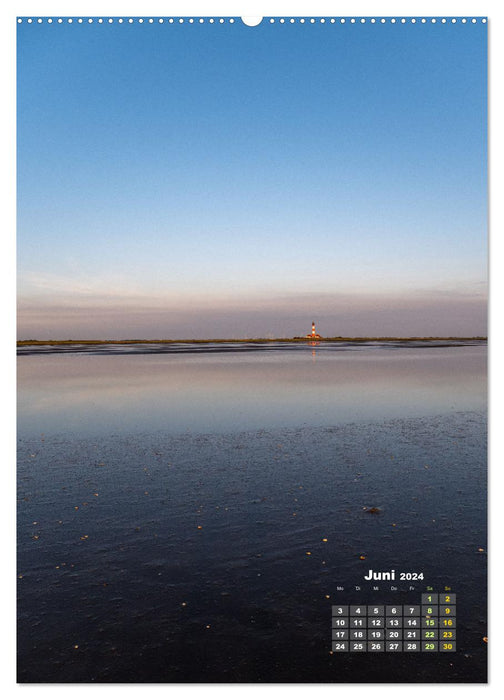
[17,336,487,346]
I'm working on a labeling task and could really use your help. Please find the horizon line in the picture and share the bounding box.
[17,336,488,345]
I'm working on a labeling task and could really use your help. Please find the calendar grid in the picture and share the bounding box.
[331,593,456,652]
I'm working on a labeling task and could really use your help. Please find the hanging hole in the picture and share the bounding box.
[241,17,263,27]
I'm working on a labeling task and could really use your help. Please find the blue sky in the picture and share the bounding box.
[17,17,487,338]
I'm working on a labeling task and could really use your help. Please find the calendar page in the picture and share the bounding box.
[16,9,487,684]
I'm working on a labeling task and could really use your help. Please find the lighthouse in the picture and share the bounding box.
[307,321,321,339]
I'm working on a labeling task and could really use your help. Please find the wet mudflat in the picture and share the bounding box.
[17,345,487,682]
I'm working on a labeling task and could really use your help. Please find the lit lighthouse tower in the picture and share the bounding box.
[307,321,321,339]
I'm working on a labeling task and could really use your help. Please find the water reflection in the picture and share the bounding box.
[17,346,486,437]
[308,340,320,361]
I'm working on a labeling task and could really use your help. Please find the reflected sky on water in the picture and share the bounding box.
[17,345,486,437]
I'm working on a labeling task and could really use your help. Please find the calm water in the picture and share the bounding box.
[17,342,486,437]
[17,343,487,682]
